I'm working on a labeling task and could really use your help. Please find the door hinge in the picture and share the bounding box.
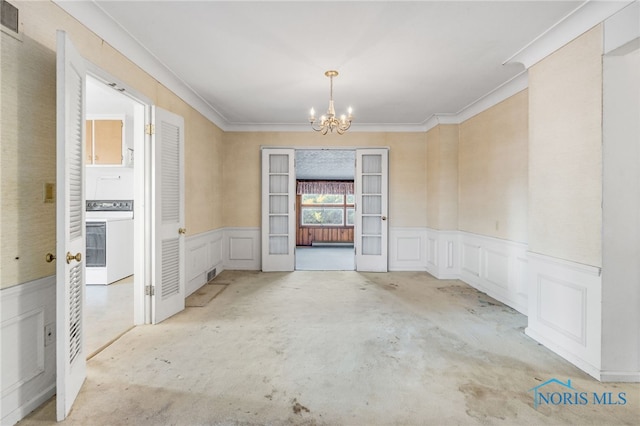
[145,124,155,135]
[145,285,155,296]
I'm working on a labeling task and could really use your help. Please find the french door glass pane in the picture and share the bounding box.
[362,236,381,255]
[269,236,288,254]
[269,216,288,234]
[269,154,289,173]
[362,175,381,194]
[362,195,381,214]
[269,195,288,214]
[362,216,381,235]
[270,175,288,193]
[362,154,382,174]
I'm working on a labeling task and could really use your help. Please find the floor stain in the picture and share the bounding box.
[292,398,310,414]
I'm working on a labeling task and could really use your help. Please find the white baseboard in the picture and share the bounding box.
[526,251,603,378]
[185,228,225,296]
[1,276,56,426]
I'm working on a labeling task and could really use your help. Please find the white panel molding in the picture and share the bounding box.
[1,276,56,426]
[425,229,460,279]
[223,227,261,270]
[389,227,428,271]
[458,231,528,314]
[525,251,602,380]
[185,228,225,297]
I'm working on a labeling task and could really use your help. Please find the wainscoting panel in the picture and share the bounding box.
[389,228,428,271]
[526,251,602,379]
[1,276,56,426]
[458,232,528,314]
[185,229,224,297]
[424,229,459,279]
[223,227,261,270]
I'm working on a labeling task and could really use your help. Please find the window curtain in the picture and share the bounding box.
[296,181,354,195]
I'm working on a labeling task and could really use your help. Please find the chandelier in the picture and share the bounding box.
[309,70,353,135]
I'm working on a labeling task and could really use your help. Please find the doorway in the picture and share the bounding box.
[84,75,142,356]
[295,149,355,271]
[261,147,388,272]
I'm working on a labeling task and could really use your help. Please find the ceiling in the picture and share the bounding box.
[60,1,591,131]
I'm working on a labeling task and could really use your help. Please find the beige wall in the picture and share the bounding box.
[222,132,427,228]
[1,31,57,287]
[0,1,223,289]
[458,90,529,242]
[425,124,458,230]
[528,25,603,266]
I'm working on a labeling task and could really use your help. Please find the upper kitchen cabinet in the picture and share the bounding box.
[85,117,125,166]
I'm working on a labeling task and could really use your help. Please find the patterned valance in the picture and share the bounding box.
[297,180,354,195]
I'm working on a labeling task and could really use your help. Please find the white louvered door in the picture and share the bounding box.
[355,149,389,272]
[151,107,185,323]
[261,148,296,271]
[56,30,87,421]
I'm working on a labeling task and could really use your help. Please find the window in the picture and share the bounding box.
[300,192,355,227]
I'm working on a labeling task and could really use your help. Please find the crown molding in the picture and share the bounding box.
[504,0,635,69]
[223,123,429,133]
[604,1,640,54]
[53,0,231,131]
[54,0,629,135]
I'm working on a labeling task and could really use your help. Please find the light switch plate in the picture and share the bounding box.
[43,182,55,203]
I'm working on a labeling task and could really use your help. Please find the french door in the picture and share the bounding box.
[355,149,389,272]
[261,148,296,271]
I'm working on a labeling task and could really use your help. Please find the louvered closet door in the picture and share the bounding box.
[355,149,388,272]
[261,148,295,271]
[56,31,87,421]
[151,107,185,323]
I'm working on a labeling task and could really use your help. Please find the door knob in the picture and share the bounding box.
[381,216,387,221]
[45,253,56,263]
[178,227,187,235]
[66,252,82,264]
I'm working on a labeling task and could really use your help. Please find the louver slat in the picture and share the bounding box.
[161,122,180,223]
[161,239,180,299]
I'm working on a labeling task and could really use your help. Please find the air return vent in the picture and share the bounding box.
[1,1,19,34]
[207,268,217,282]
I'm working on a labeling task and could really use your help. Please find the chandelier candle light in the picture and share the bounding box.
[309,70,353,135]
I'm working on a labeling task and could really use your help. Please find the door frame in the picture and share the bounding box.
[84,62,153,325]
[260,146,390,272]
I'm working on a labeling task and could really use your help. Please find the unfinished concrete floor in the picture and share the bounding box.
[21,271,639,425]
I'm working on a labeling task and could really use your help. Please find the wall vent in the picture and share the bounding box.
[207,268,217,282]
[1,1,19,34]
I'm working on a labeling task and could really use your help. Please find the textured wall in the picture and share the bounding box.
[1,32,57,287]
[528,26,603,266]
[425,124,459,230]
[222,132,428,228]
[458,90,528,242]
[0,1,223,289]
